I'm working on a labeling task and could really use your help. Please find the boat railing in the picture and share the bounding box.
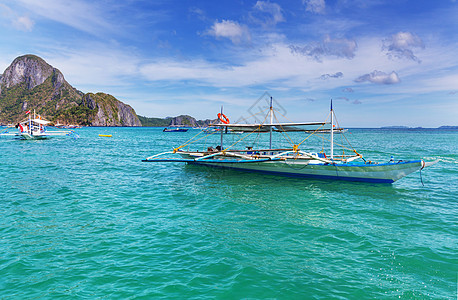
[144,147,362,164]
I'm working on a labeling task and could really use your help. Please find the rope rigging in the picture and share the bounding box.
[171,101,361,162]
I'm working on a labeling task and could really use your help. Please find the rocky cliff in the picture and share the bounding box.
[168,115,216,127]
[0,55,82,122]
[0,54,141,126]
[81,93,141,126]
[1,55,59,91]
[169,115,198,127]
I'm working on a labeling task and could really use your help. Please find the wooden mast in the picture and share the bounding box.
[220,105,223,150]
[330,99,334,160]
[269,97,273,149]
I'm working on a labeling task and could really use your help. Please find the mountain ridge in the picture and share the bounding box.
[138,115,217,127]
[0,54,141,126]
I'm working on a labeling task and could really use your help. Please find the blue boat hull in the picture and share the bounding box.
[185,159,424,183]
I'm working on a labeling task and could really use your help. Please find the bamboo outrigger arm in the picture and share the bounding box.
[269,150,332,163]
[344,154,364,163]
[194,151,223,161]
[144,151,176,161]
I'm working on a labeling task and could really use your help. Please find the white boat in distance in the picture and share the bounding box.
[143,96,437,183]
[0,110,77,140]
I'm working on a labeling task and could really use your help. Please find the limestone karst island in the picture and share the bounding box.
[0,54,211,127]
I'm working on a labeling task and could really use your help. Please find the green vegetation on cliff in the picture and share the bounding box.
[0,54,141,126]
[54,106,96,126]
[137,115,170,127]
[87,92,120,124]
[0,75,81,123]
[137,115,216,127]
[82,92,141,126]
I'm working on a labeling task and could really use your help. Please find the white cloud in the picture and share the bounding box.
[355,70,401,84]
[41,43,141,90]
[336,96,349,101]
[13,0,115,36]
[418,74,458,93]
[205,20,251,44]
[335,96,361,105]
[189,7,206,21]
[16,33,456,115]
[137,42,363,90]
[30,34,456,104]
[383,31,424,63]
[139,59,217,83]
[0,4,34,31]
[290,36,357,61]
[252,1,285,26]
[0,3,13,18]
[13,15,34,31]
[320,72,343,80]
[303,0,325,14]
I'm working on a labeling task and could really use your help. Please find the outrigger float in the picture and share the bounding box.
[143,96,437,183]
[0,110,78,140]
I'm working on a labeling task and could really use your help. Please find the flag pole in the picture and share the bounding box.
[330,99,334,160]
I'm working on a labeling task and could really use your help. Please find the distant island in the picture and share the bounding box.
[438,126,458,129]
[380,126,410,129]
[381,126,458,129]
[0,55,141,126]
[0,54,218,127]
[138,115,216,127]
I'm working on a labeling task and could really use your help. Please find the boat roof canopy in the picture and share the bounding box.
[210,122,331,132]
[21,119,51,125]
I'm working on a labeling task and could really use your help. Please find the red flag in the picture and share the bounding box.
[25,110,31,114]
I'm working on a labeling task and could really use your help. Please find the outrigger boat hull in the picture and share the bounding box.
[144,154,428,183]
[20,132,48,140]
[189,159,425,183]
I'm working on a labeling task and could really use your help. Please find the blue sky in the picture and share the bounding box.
[0,0,457,127]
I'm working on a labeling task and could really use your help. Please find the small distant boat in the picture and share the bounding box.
[55,124,81,129]
[0,110,77,140]
[99,134,112,137]
[144,96,438,184]
[163,126,188,132]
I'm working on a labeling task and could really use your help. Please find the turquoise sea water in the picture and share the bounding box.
[1,127,457,299]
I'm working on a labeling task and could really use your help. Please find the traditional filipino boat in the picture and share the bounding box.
[143,96,437,183]
[163,126,189,132]
[0,110,77,140]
